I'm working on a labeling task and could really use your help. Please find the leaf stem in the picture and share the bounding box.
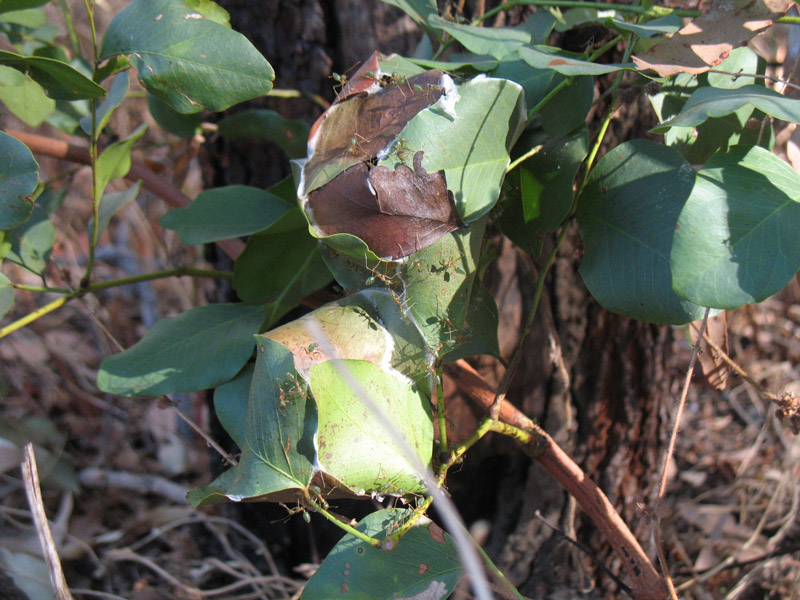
[0,267,233,339]
[12,283,71,294]
[506,144,543,173]
[58,0,81,57]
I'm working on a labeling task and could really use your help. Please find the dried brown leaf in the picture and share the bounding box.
[633,0,794,77]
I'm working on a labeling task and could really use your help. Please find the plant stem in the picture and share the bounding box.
[435,367,448,460]
[481,0,701,22]
[506,144,543,173]
[526,78,570,124]
[58,0,81,57]
[304,493,382,549]
[491,221,570,413]
[12,283,71,294]
[475,542,527,600]
[0,267,233,339]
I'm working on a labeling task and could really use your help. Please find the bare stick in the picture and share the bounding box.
[21,444,75,600]
[444,360,668,600]
[654,307,711,599]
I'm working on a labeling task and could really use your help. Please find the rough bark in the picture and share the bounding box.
[208,1,671,596]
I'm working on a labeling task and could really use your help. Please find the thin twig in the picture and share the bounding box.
[21,444,75,600]
[654,307,711,600]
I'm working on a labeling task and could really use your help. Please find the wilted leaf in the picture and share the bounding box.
[306,152,463,260]
[301,51,446,195]
[633,0,794,76]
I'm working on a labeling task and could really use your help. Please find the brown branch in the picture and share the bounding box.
[5,129,245,260]
[444,359,668,600]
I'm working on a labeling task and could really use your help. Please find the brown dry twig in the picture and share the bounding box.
[443,359,668,600]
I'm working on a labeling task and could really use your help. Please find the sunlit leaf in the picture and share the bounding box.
[427,14,530,60]
[97,303,265,396]
[311,360,432,495]
[99,0,274,113]
[654,85,800,132]
[672,145,800,308]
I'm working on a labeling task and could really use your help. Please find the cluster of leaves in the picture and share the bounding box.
[2,0,800,598]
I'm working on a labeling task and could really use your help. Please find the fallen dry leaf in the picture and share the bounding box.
[633,0,794,77]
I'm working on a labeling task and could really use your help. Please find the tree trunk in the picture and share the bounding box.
[209,2,671,596]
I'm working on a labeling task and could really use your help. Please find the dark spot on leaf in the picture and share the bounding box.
[341,582,348,593]
[548,59,570,66]
[600,187,607,195]
[428,522,445,544]
[419,563,429,575]
[357,547,364,554]
[675,224,680,230]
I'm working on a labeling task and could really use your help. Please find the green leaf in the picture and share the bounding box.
[213,362,253,446]
[577,139,709,324]
[672,145,800,309]
[0,50,106,100]
[94,124,146,200]
[160,185,294,244]
[442,277,500,362]
[654,85,800,133]
[303,508,463,600]
[0,272,12,319]
[188,337,316,505]
[707,47,760,89]
[97,303,265,396]
[384,75,526,222]
[0,130,38,230]
[0,1,50,15]
[234,231,332,326]
[498,128,588,257]
[606,14,681,38]
[539,74,593,137]
[182,0,230,25]
[266,289,431,391]
[520,45,635,76]
[3,189,59,277]
[147,92,203,138]
[379,0,438,28]
[311,360,432,495]
[90,181,141,240]
[400,220,486,353]
[99,0,274,114]
[80,71,129,137]
[0,65,55,126]
[427,14,530,60]
[217,109,309,159]
[492,51,556,109]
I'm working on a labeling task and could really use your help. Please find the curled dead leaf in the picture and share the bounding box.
[633,0,794,77]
